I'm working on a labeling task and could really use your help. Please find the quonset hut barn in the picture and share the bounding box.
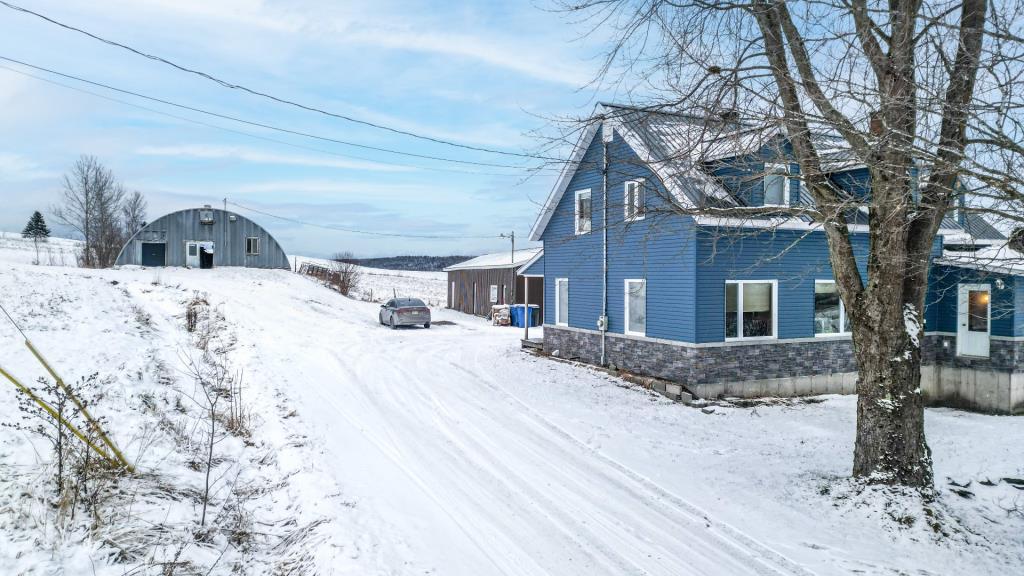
[115,205,289,269]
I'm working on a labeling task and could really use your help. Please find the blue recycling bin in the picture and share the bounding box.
[510,304,541,327]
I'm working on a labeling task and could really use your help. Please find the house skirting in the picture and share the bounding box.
[542,326,1024,414]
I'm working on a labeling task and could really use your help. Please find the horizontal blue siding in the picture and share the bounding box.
[694,227,870,342]
[542,126,697,341]
[927,265,1019,337]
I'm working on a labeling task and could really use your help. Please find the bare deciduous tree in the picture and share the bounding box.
[121,190,148,239]
[51,155,127,268]
[559,0,1024,488]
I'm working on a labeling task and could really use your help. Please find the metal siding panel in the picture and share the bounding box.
[114,208,288,268]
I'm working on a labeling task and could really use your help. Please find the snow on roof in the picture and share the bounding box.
[936,243,1024,276]
[443,247,542,272]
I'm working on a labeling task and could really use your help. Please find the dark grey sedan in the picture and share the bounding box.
[379,298,431,329]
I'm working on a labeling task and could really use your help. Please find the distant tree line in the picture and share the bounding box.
[340,254,476,272]
[50,155,148,268]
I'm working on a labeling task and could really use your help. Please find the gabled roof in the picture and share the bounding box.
[529,103,1004,244]
[530,104,750,241]
[443,247,542,272]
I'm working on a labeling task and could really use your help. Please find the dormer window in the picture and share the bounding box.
[199,209,215,224]
[624,180,646,221]
[763,163,792,207]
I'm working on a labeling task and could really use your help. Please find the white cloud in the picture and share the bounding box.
[0,154,56,181]
[135,144,413,172]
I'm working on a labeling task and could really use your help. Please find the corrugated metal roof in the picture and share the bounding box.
[443,247,542,272]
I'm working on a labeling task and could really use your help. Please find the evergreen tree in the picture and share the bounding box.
[21,211,50,239]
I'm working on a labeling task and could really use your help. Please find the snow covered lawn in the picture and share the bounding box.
[1,242,1021,574]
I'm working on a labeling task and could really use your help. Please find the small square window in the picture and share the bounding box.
[199,210,215,224]
[245,237,260,255]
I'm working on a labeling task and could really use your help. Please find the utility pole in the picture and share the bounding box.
[499,231,516,303]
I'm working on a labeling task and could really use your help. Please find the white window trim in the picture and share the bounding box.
[555,278,569,326]
[813,279,850,337]
[245,236,260,255]
[489,284,499,304]
[725,279,778,341]
[763,163,792,207]
[624,278,646,336]
[624,179,646,222]
[574,189,592,235]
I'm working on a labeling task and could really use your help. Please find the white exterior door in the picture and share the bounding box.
[957,284,990,357]
[185,241,200,268]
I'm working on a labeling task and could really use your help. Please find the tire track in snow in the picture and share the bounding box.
[450,347,815,576]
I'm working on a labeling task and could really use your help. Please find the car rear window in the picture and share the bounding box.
[396,298,426,307]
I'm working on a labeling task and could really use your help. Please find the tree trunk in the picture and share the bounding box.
[850,280,933,487]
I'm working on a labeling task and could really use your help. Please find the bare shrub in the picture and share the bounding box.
[328,252,361,296]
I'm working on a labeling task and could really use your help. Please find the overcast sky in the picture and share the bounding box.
[0,0,617,257]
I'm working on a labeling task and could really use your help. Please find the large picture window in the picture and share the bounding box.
[555,278,569,325]
[725,280,776,339]
[575,189,592,234]
[814,281,849,335]
[763,163,791,207]
[624,279,646,336]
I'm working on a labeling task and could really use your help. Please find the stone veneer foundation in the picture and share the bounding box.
[543,326,1024,414]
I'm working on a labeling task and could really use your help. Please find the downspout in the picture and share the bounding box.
[601,119,610,367]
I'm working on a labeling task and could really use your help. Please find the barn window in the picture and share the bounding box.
[489,285,499,304]
[199,209,215,224]
[245,237,260,255]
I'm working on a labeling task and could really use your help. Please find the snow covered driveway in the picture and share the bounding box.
[3,259,1020,575]
[185,270,806,576]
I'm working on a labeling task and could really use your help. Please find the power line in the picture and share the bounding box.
[0,0,559,162]
[0,55,555,171]
[227,200,501,240]
[0,62,545,178]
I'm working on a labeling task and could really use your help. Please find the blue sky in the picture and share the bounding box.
[0,0,616,257]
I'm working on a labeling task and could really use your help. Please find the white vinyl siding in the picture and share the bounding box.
[624,180,646,221]
[814,280,849,335]
[725,280,777,340]
[763,163,792,207]
[575,189,592,234]
[624,279,646,336]
[555,278,569,326]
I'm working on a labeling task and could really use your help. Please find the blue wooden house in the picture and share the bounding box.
[529,104,1022,414]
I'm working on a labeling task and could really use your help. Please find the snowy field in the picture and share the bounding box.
[290,254,448,306]
[0,231,80,266]
[0,235,1022,575]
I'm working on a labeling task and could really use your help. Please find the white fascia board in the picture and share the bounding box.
[529,120,601,242]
